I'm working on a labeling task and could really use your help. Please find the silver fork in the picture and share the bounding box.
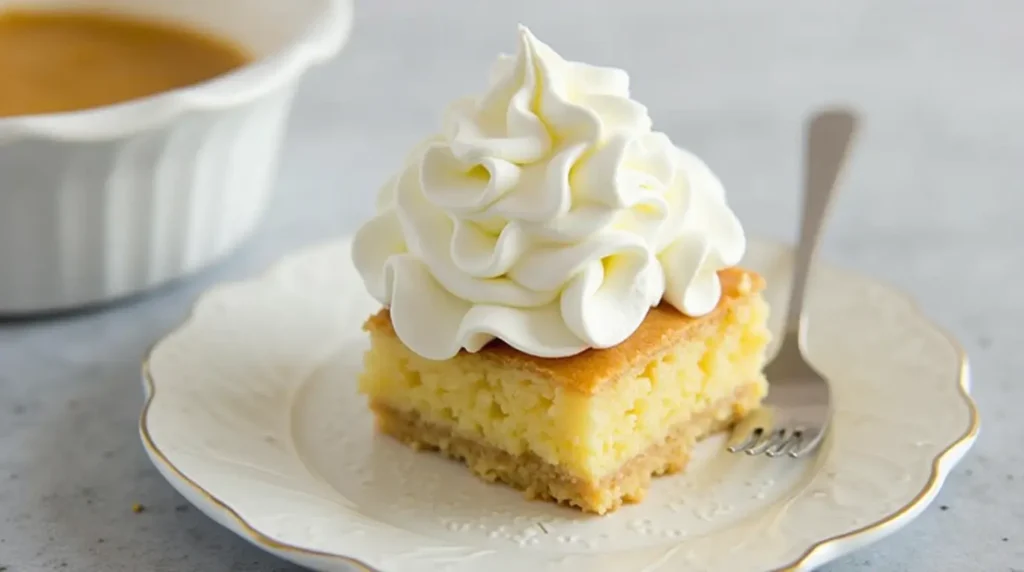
[728,108,859,458]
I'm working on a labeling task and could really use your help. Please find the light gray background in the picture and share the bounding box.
[1,1,1022,571]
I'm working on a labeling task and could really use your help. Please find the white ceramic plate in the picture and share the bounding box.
[140,237,978,572]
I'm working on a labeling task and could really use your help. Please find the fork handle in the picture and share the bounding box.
[785,109,859,337]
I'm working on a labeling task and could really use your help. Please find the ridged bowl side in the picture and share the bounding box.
[0,87,295,313]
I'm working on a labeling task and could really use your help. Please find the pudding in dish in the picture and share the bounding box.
[352,26,770,514]
[0,9,249,118]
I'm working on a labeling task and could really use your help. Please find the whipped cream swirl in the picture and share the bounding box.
[353,26,745,360]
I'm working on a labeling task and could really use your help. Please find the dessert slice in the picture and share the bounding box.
[359,268,770,515]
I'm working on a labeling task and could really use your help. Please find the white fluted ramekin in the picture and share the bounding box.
[0,0,351,314]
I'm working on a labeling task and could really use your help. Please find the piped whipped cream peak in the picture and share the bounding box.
[353,25,745,360]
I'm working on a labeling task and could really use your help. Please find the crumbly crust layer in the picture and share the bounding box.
[369,382,763,515]
[363,267,765,394]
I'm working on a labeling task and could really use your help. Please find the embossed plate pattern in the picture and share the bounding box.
[140,237,978,572]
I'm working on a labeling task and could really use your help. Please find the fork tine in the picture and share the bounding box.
[766,430,802,457]
[727,427,764,453]
[789,429,825,458]
[746,429,787,455]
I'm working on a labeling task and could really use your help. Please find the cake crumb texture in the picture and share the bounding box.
[359,267,771,512]
[371,383,762,514]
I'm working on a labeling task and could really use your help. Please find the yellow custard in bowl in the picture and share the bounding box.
[0,0,351,315]
[0,10,251,118]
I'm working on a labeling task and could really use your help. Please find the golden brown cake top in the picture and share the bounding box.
[364,267,765,395]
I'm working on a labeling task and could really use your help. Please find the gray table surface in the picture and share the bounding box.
[2,2,1022,571]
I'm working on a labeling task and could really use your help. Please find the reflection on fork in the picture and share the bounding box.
[728,108,858,458]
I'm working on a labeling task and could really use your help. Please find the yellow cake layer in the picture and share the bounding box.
[371,382,763,514]
[359,269,771,481]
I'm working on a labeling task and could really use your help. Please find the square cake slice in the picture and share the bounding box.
[358,267,771,514]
